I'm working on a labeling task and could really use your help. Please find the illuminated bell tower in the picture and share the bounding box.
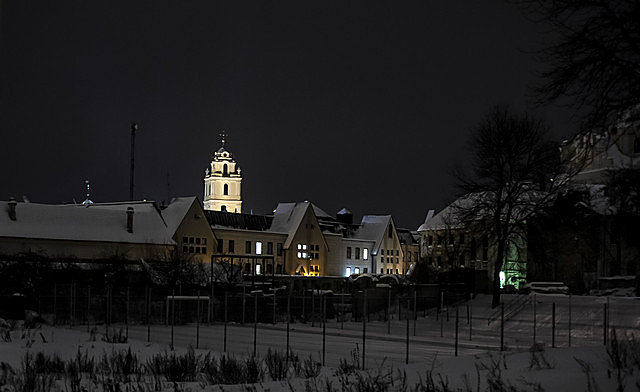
[204,132,242,213]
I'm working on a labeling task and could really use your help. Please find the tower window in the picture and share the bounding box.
[223,163,228,176]
[223,184,229,195]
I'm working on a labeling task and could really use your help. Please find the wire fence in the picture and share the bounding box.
[22,284,640,367]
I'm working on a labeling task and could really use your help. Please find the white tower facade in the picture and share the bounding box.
[204,135,242,213]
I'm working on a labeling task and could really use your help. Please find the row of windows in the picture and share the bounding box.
[183,246,207,254]
[183,237,207,245]
[380,248,399,256]
[381,257,400,264]
[241,263,283,274]
[380,268,403,274]
[346,247,369,260]
[297,244,320,260]
[205,183,231,196]
[428,253,489,266]
[215,239,283,256]
[405,251,419,262]
[344,266,368,276]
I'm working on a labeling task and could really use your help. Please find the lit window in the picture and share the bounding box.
[354,267,360,274]
[363,248,369,260]
[256,241,263,255]
[345,267,351,277]
[256,264,262,275]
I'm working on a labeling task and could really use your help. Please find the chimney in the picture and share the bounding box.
[8,198,17,221]
[126,207,134,233]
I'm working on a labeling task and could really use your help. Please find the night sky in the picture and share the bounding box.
[0,1,577,229]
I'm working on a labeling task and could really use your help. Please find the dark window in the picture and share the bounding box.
[381,257,385,263]
[245,241,251,254]
[229,240,235,253]
[182,246,188,253]
[221,205,227,212]
[277,243,283,256]
[266,264,273,274]
[355,247,360,259]
[459,254,465,265]
[182,237,188,244]
[196,237,201,245]
[459,234,465,244]
[449,234,454,244]
[414,252,418,261]
[202,238,207,245]
[223,184,229,195]
[267,242,273,255]
[216,240,223,253]
[195,247,201,254]
[223,163,228,176]
[276,264,283,274]
[347,247,352,259]
[189,246,194,253]
[437,256,442,266]
[244,263,250,273]
[396,250,399,256]
[428,256,433,264]
[380,268,384,274]
[437,235,442,245]
[428,235,433,245]
[448,256,453,266]
[189,237,194,244]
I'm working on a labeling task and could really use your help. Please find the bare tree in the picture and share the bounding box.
[514,0,640,131]
[455,107,567,307]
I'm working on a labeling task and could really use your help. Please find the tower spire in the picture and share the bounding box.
[219,130,228,147]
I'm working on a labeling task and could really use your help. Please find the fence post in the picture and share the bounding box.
[196,290,200,349]
[533,294,537,345]
[253,292,258,357]
[500,302,504,351]
[170,288,175,350]
[469,301,472,341]
[224,291,228,352]
[146,286,151,343]
[440,305,444,337]
[273,291,277,325]
[286,290,290,354]
[455,306,459,357]
[302,290,306,322]
[603,303,608,346]
[322,295,326,366]
[53,283,57,326]
[552,302,556,348]
[312,289,316,327]
[341,288,345,329]
[69,283,74,327]
[405,298,410,365]
[362,289,367,370]
[387,288,391,335]
[86,285,91,333]
[242,286,246,325]
[126,286,130,339]
[413,289,417,337]
[568,294,572,348]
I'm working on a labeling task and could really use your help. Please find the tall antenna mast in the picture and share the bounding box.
[129,122,138,201]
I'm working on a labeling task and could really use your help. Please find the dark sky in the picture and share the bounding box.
[0,1,577,229]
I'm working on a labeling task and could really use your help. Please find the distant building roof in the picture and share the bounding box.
[206,210,273,231]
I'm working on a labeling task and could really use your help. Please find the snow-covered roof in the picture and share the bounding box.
[270,201,330,249]
[0,200,175,245]
[160,197,199,235]
[353,215,392,252]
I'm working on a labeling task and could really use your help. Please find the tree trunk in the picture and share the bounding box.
[491,236,506,308]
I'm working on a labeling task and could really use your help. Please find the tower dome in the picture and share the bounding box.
[203,132,242,213]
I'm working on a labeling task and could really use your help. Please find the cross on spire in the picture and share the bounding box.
[219,130,228,147]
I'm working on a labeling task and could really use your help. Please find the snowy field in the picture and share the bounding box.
[1,294,639,391]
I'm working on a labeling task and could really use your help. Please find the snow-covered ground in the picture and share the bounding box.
[1,294,638,391]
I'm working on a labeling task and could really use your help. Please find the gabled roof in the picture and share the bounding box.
[0,200,174,245]
[353,215,393,252]
[270,201,328,250]
[160,197,200,236]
